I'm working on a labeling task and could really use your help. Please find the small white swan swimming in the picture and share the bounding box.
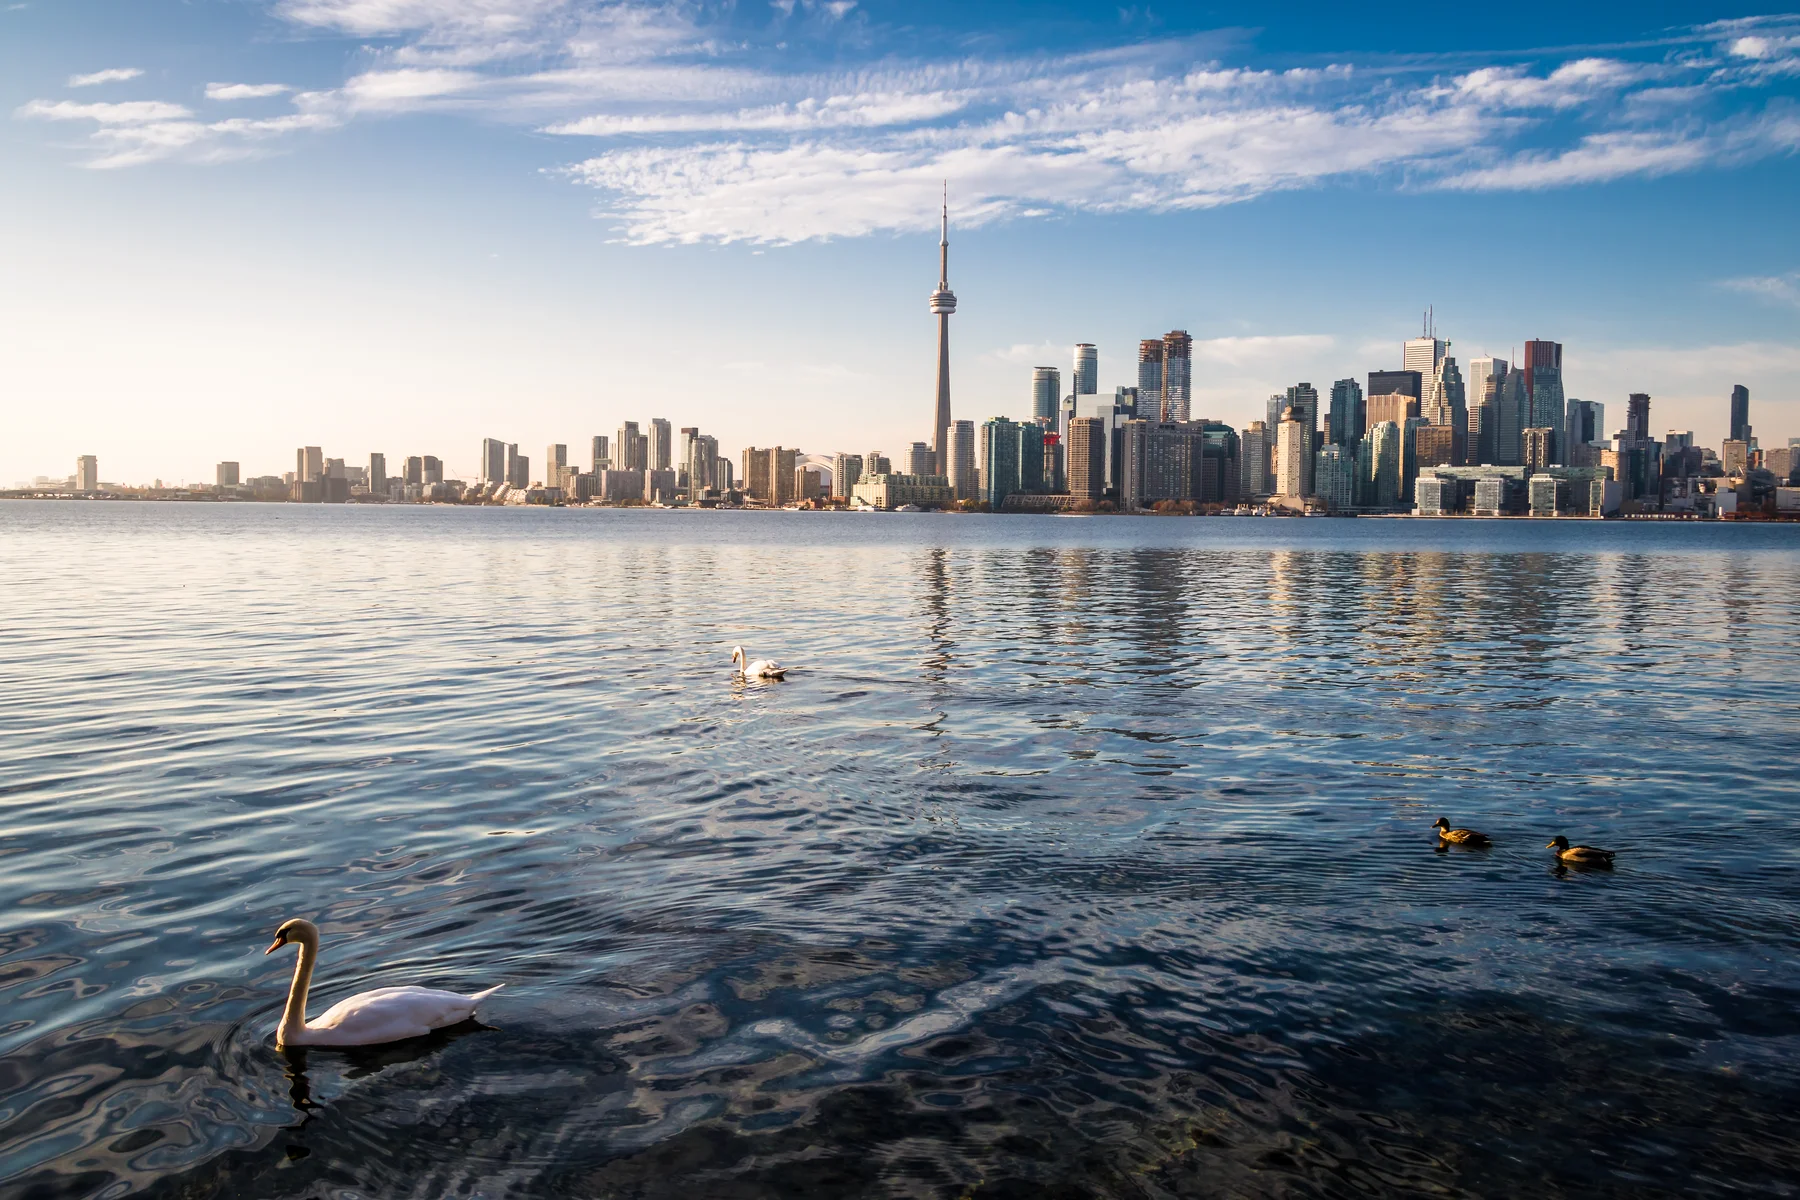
[731,645,789,680]
[265,918,502,1048]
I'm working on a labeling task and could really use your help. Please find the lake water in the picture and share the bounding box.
[4,501,1800,1199]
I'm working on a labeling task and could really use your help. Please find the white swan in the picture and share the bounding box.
[264,918,502,1048]
[731,645,789,680]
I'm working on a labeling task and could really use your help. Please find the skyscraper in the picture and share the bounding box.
[297,446,323,482]
[367,453,384,493]
[591,435,610,474]
[1566,400,1604,448]
[1067,417,1105,499]
[908,442,934,475]
[405,456,423,486]
[1073,344,1098,396]
[1496,370,1529,466]
[617,422,643,471]
[1161,331,1192,422]
[949,420,976,501]
[981,417,1021,508]
[1523,340,1564,462]
[832,453,863,499]
[929,187,957,475]
[1367,421,1402,508]
[481,438,506,485]
[1242,421,1270,497]
[1467,356,1507,465]
[1275,407,1306,499]
[1422,357,1466,464]
[1137,340,1164,422]
[1285,382,1319,495]
[217,461,240,488]
[1327,378,1364,451]
[648,419,672,471]
[1729,384,1750,444]
[1032,367,1061,424]
[1626,392,1651,441]
[76,455,98,492]
[546,443,568,489]
[1403,333,1446,383]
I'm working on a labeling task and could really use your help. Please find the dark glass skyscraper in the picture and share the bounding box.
[1730,384,1750,444]
[1327,378,1364,451]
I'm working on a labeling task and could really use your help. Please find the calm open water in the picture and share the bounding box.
[3,502,1800,1199]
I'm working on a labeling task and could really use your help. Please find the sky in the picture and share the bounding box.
[3,1,1799,485]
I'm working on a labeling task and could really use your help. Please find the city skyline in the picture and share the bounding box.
[4,3,1799,484]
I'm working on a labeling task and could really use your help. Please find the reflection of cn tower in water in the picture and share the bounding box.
[929,184,956,476]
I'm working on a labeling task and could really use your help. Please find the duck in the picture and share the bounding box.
[1431,817,1491,846]
[264,918,502,1048]
[1546,835,1615,865]
[731,645,788,681]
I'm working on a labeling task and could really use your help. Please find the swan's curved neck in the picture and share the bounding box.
[280,935,319,1042]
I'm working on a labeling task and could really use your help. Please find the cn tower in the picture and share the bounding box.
[929,185,956,476]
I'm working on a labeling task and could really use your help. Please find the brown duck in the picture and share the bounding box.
[1432,817,1491,847]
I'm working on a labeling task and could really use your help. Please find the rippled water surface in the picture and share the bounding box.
[4,502,1800,1199]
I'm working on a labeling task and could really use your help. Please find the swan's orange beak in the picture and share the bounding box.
[264,936,285,955]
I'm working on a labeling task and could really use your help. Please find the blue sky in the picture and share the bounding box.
[3,1,1798,484]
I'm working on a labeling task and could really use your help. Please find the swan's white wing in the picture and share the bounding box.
[298,985,495,1046]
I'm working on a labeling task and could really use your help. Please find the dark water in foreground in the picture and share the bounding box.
[3,502,1800,1199]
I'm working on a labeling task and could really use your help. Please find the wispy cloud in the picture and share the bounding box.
[1721,270,1800,308]
[68,67,143,87]
[206,82,291,100]
[16,5,1800,235]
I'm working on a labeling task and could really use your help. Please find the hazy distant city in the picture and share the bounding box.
[15,219,1799,520]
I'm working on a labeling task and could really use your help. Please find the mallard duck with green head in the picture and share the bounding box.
[1547,835,1615,865]
[1432,817,1491,846]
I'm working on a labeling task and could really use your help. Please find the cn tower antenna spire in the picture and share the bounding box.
[929,181,957,478]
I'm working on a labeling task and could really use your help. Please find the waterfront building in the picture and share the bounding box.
[1730,384,1750,444]
[1137,341,1163,423]
[865,451,892,476]
[1466,357,1507,464]
[1314,443,1353,511]
[982,417,1023,508]
[929,190,957,474]
[832,453,864,500]
[1115,385,1139,419]
[1367,420,1402,508]
[480,438,506,485]
[795,467,823,502]
[686,434,717,494]
[76,455,98,492]
[546,444,568,490]
[1032,367,1060,425]
[1161,331,1192,422]
[591,435,610,474]
[1243,421,1270,497]
[1067,417,1105,500]
[767,448,798,505]
[1415,474,1454,516]
[599,469,644,502]
[742,447,768,499]
[508,451,530,488]
[1275,408,1307,499]
[216,461,241,488]
[1722,439,1749,476]
[1327,378,1364,452]
[1415,424,1456,467]
[1073,344,1098,397]
[1474,473,1523,516]
[1523,340,1565,462]
[365,455,382,494]
[1018,424,1045,494]
[422,456,442,485]
[297,446,323,483]
[908,442,935,476]
[852,473,955,510]
[404,456,423,486]
[949,420,976,501]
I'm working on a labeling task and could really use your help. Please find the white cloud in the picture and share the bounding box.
[20,99,193,124]
[1720,271,1800,308]
[20,6,1800,236]
[206,82,291,100]
[68,67,143,87]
